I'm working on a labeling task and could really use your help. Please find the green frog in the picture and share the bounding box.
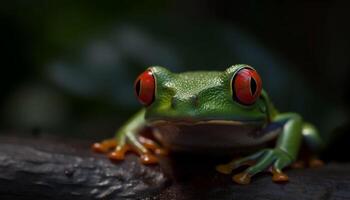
[93,64,323,184]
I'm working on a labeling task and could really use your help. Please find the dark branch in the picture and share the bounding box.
[0,136,350,200]
[0,136,168,200]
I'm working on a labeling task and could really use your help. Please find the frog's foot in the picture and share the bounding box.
[291,158,324,169]
[92,135,166,165]
[216,159,256,175]
[291,160,305,169]
[308,158,324,168]
[92,139,118,153]
[216,148,293,184]
[269,167,289,182]
[138,136,168,156]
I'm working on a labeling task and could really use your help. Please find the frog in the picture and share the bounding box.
[92,64,324,184]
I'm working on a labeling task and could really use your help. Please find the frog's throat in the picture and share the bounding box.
[148,119,263,126]
[147,119,273,152]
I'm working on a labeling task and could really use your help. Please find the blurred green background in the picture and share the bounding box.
[0,1,349,159]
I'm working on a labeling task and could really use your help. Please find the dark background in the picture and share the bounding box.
[0,0,349,160]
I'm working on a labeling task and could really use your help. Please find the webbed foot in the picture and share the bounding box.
[92,135,167,164]
[291,158,324,169]
[216,148,293,184]
[308,158,324,168]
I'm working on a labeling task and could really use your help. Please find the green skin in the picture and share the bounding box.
[113,64,323,183]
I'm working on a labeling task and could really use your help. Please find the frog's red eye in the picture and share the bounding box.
[134,70,155,106]
[232,68,262,105]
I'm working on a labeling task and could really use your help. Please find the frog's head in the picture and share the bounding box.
[134,64,267,124]
[134,65,270,151]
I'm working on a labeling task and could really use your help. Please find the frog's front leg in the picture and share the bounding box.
[217,113,303,184]
[92,109,166,164]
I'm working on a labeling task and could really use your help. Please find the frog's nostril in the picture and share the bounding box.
[171,95,199,108]
[190,95,199,107]
[171,96,177,108]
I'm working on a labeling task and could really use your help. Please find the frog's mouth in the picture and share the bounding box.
[149,119,262,126]
[148,119,279,153]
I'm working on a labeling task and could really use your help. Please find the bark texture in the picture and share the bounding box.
[0,136,349,200]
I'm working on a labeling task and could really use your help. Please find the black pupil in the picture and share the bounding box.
[135,79,141,96]
[250,77,257,95]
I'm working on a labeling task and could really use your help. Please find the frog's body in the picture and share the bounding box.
[93,65,323,184]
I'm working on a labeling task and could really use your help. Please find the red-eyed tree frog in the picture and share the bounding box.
[93,64,323,184]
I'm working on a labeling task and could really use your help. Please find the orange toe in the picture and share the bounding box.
[92,143,106,153]
[154,148,168,156]
[272,172,289,182]
[92,139,117,153]
[271,167,289,183]
[108,151,125,160]
[233,172,251,185]
[291,160,305,169]
[216,164,233,175]
[108,145,130,161]
[309,159,324,168]
[140,153,159,164]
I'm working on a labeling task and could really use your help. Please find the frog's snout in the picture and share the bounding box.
[171,95,199,109]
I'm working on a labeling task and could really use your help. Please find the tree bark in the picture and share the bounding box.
[0,135,349,200]
[0,136,168,200]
